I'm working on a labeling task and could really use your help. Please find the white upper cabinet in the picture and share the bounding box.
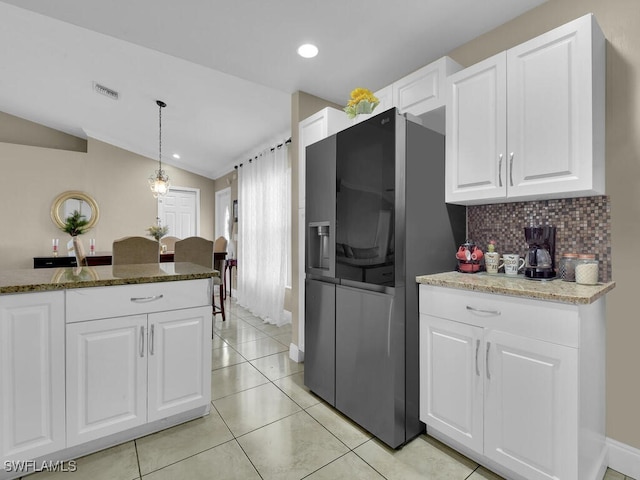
[373,85,393,113]
[393,56,462,116]
[355,56,462,126]
[446,14,605,205]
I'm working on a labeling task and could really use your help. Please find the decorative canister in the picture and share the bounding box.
[559,253,578,282]
[575,254,599,285]
[485,241,500,275]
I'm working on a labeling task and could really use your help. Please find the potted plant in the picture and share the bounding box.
[147,224,169,242]
[344,87,380,119]
[61,210,89,265]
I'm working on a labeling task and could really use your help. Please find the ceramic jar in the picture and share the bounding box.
[575,254,598,285]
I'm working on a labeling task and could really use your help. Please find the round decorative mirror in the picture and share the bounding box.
[50,191,100,231]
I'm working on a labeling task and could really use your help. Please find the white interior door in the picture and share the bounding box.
[158,187,200,239]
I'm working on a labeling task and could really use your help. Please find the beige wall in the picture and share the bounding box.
[447,0,640,449]
[0,113,216,270]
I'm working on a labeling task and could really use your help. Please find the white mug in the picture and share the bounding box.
[484,252,501,274]
[502,254,525,276]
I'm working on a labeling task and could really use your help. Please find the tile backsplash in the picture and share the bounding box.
[467,196,611,282]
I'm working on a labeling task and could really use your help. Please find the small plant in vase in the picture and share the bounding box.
[147,224,169,242]
[344,87,380,119]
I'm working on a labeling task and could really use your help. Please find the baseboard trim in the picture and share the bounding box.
[607,437,640,479]
[289,343,304,363]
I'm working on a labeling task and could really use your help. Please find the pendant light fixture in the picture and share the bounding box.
[149,100,170,197]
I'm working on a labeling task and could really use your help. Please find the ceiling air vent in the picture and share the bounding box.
[93,82,119,100]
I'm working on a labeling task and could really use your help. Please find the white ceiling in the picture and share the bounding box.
[0,0,546,180]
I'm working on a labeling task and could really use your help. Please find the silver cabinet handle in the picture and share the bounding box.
[498,154,503,187]
[139,326,145,358]
[130,294,164,303]
[509,152,514,187]
[466,305,501,316]
[475,339,480,376]
[486,342,491,380]
[150,324,155,356]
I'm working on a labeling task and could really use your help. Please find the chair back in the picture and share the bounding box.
[160,235,180,252]
[174,236,214,268]
[213,236,228,253]
[213,236,228,271]
[112,236,159,265]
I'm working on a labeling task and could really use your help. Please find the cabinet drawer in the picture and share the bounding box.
[419,284,580,347]
[66,279,211,323]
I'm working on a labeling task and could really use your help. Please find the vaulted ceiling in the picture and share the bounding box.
[0,0,546,179]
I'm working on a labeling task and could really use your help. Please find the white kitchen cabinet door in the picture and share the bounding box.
[394,56,462,117]
[507,14,605,200]
[420,315,483,453]
[445,52,507,204]
[66,315,147,446]
[0,291,65,462]
[147,307,211,422]
[484,330,578,480]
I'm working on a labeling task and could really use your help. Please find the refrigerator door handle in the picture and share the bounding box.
[386,296,394,356]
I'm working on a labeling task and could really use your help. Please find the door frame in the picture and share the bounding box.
[214,187,231,241]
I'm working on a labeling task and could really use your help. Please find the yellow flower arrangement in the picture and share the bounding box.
[344,87,380,119]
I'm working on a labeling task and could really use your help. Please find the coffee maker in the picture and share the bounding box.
[524,225,556,279]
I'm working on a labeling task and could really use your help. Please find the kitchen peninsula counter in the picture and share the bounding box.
[0,263,215,479]
[416,271,615,305]
[0,262,217,294]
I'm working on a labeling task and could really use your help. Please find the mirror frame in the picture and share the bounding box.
[50,191,100,231]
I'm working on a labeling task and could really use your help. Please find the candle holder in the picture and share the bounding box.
[52,238,59,257]
[89,239,96,255]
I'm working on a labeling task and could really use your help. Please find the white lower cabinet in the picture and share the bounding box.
[66,305,211,446]
[421,317,484,453]
[419,284,605,480]
[66,315,146,445]
[0,291,66,463]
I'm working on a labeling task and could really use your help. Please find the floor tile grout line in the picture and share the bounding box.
[233,438,265,480]
[298,405,391,480]
[133,439,143,479]
[297,451,358,480]
[137,437,240,478]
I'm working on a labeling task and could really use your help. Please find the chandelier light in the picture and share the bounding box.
[149,100,170,197]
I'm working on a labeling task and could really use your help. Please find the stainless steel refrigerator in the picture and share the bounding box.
[304,108,465,448]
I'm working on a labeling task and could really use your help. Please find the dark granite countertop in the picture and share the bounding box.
[416,271,615,305]
[0,263,218,294]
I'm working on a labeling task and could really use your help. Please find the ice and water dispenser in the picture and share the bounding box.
[308,221,331,271]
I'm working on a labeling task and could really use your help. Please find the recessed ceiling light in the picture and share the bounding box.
[172,153,180,159]
[297,43,318,58]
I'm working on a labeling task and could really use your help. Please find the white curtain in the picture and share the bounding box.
[236,142,290,326]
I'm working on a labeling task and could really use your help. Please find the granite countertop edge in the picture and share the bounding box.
[416,271,616,305]
[0,263,218,295]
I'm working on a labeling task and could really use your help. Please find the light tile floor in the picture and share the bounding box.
[23,297,635,480]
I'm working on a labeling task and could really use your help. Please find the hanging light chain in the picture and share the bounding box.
[157,100,166,173]
[149,100,169,198]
